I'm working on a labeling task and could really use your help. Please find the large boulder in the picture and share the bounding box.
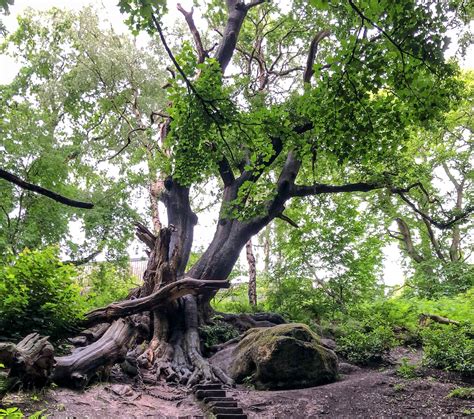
[229,323,338,389]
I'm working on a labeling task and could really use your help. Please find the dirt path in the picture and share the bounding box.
[231,369,472,418]
[1,348,472,418]
[1,383,202,418]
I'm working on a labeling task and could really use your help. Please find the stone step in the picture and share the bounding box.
[195,389,227,400]
[194,383,223,391]
[203,396,235,404]
[215,415,248,419]
[208,401,238,408]
[211,407,244,415]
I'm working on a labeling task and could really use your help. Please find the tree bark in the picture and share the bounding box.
[0,333,55,388]
[246,238,257,306]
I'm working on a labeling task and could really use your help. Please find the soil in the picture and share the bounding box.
[1,347,472,418]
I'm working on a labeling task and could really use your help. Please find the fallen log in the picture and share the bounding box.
[68,323,111,347]
[419,313,460,326]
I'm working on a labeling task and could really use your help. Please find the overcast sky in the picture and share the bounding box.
[2,1,471,286]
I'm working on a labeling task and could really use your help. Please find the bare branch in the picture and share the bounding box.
[395,217,424,263]
[392,185,473,230]
[177,3,208,64]
[0,168,94,209]
[277,213,299,228]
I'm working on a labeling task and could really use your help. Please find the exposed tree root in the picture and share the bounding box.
[53,319,136,388]
[0,226,280,390]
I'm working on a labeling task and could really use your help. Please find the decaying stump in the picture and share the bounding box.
[0,333,55,388]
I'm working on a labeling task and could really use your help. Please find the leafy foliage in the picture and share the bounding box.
[447,387,474,400]
[199,319,239,351]
[78,262,139,311]
[421,324,474,376]
[336,322,398,365]
[396,357,420,379]
[0,247,84,338]
[0,6,166,259]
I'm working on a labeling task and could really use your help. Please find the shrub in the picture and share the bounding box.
[199,319,239,351]
[337,322,398,365]
[447,387,473,400]
[396,357,420,379]
[421,324,474,376]
[78,262,138,311]
[211,283,262,314]
[0,247,84,338]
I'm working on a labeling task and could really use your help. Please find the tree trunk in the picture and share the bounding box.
[246,238,257,306]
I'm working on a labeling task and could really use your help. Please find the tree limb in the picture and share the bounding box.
[304,30,330,83]
[83,278,230,327]
[0,168,94,209]
[290,181,383,197]
[277,213,299,228]
[395,217,424,263]
[177,4,208,64]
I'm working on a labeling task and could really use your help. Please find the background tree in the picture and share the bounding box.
[385,72,473,297]
[0,7,170,260]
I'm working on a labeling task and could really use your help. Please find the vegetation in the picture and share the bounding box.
[421,324,474,375]
[0,247,83,338]
[447,387,474,400]
[0,1,472,414]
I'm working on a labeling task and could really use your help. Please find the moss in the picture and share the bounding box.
[230,323,338,389]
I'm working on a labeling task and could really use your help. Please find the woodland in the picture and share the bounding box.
[0,0,473,417]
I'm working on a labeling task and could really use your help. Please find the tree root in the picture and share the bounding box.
[53,318,136,388]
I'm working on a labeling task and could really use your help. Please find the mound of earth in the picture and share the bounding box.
[228,323,338,389]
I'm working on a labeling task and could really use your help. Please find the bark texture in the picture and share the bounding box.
[246,239,257,306]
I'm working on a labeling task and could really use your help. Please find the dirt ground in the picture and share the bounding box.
[1,348,472,418]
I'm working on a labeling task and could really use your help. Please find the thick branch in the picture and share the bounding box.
[84,278,229,326]
[304,30,330,83]
[395,217,424,263]
[177,4,207,64]
[290,181,382,197]
[215,1,266,72]
[0,168,93,209]
[277,213,299,228]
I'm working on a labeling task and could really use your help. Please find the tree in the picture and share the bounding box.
[0,7,169,259]
[0,0,471,387]
[385,72,473,297]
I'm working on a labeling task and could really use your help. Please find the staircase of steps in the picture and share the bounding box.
[195,383,248,419]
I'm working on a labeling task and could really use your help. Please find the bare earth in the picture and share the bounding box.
[1,348,472,418]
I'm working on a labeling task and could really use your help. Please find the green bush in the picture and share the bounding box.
[78,262,138,311]
[447,387,474,400]
[199,319,239,351]
[0,247,84,338]
[211,283,262,314]
[421,324,474,376]
[337,322,398,365]
[265,276,328,323]
[396,357,420,379]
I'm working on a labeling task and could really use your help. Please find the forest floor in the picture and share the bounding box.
[1,347,472,418]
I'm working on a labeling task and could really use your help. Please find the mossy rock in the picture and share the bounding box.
[230,323,338,389]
